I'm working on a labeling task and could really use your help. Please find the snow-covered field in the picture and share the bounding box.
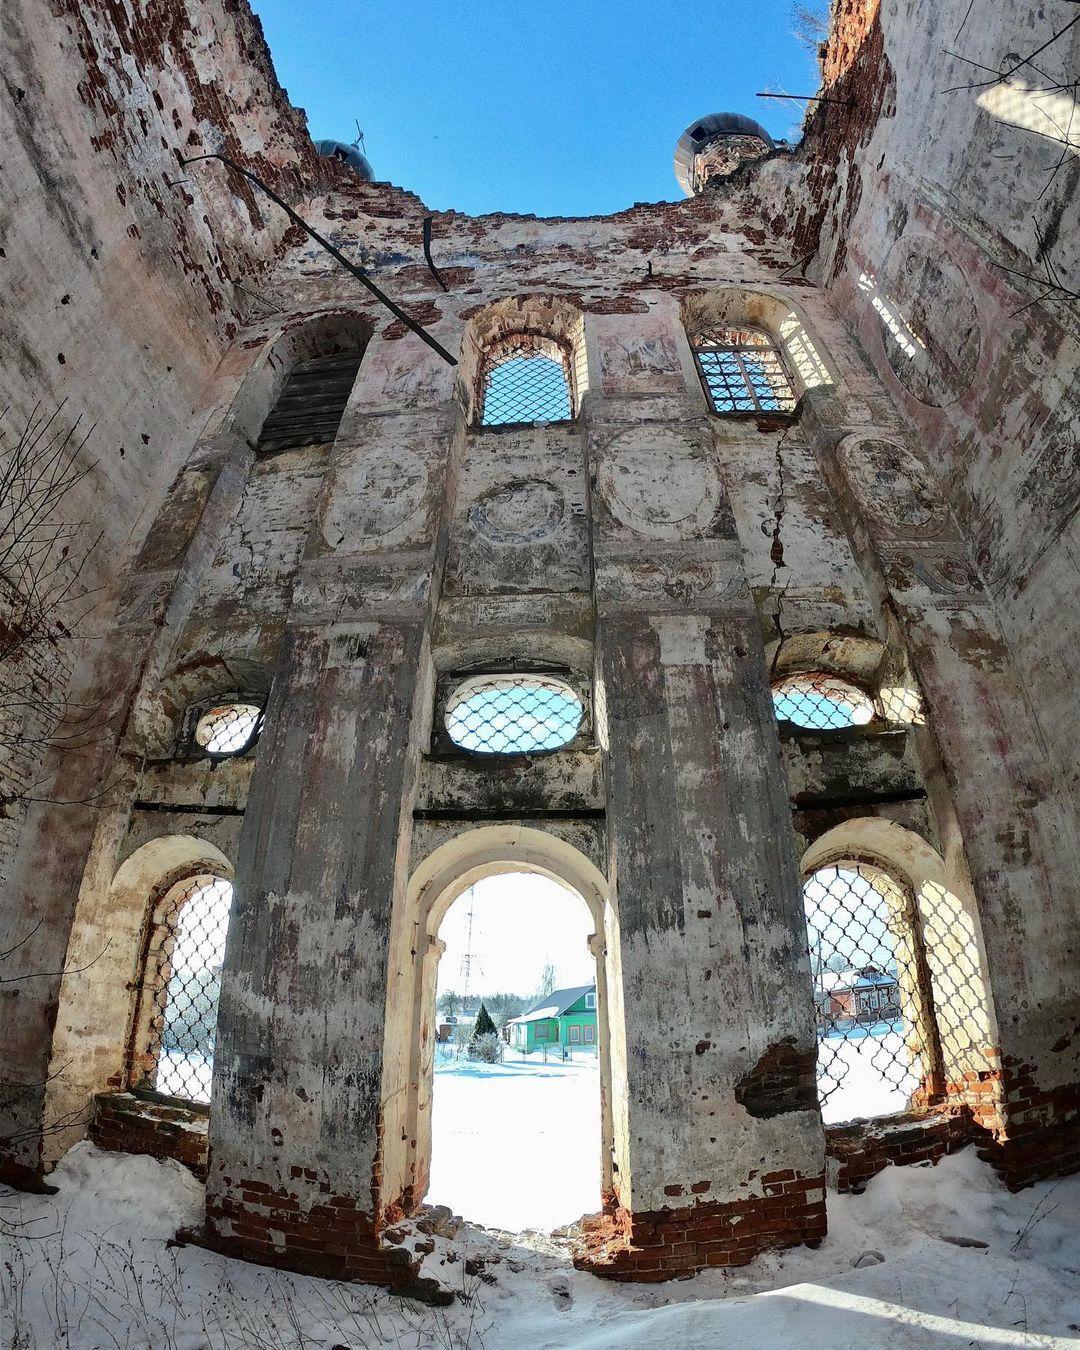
[4,1141,1079,1349]
[428,1049,601,1231]
[819,1028,918,1125]
[155,1049,212,1103]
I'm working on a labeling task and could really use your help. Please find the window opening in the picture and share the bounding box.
[804,863,937,1124]
[194,702,263,756]
[133,875,233,1103]
[430,873,600,1231]
[692,326,797,415]
[772,672,875,731]
[445,674,583,754]
[479,339,573,427]
[257,351,363,454]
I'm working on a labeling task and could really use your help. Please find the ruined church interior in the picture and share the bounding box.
[2,0,1078,1344]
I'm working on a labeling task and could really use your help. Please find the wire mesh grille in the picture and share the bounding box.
[194,702,262,756]
[480,344,573,426]
[917,881,990,1078]
[140,876,233,1103]
[693,327,797,415]
[445,675,583,754]
[805,863,926,1123]
[878,685,925,725]
[772,672,875,730]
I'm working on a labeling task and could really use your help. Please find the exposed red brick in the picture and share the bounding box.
[574,1171,827,1281]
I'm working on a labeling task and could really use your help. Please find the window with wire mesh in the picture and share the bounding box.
[135,875,233,1104]
[175,697,263,760]
[772,672,875,731]
[193,701,263,756]
[804,863,934,1124]
[692,326,797,415]
[479,340,573,427]
[445,674,583,754]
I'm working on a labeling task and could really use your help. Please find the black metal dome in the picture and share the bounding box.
[314,139,374,182]
[674,113,774,195]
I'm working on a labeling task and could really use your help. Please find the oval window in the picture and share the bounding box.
[771,673,874,731]
[194,702,262,756]
[445,675,583,754]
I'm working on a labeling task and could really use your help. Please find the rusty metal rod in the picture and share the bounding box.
[422,215,449,293]
[180,151,457,365]
[756,92,854,105]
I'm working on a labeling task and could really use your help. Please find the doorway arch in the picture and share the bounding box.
[379,826,628,1224]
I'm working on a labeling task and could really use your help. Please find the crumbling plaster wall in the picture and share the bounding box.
[795,0,1080,1139]
[804,0,1080,835]
[0,0,351,1175]
[143,181,970,1276]
[4,0,1076,1279]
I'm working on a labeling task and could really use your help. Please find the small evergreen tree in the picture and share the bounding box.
[471,1002,497,1041]
[470,1032,503,1064]
[468,1003,502,1063]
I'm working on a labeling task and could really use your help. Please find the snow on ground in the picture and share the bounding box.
[3,1140,1079,1349]
[428,1049,601,1232]
[820,1029,918,1124]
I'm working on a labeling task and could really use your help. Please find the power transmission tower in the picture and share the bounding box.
[459,886,482,1005]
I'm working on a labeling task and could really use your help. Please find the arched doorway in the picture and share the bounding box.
[427,872,600,1229]
[379,827,628,1229]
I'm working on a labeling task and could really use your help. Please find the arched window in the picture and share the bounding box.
[803,861,941,1124]
[176,694,264,760]
[257,350,364,454]
[691,325,797,415]
[444,674,584,754]
[772,672,875,731]
[478,336,574,427]
[129,874,234,1103]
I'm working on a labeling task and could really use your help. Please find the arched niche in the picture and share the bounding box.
[379,826,628,1224]
[43,836,234,1162]
[456,295,589,426]
[801,819,999,1099]
[222,309,376,451]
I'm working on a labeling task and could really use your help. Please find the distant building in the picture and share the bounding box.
[507,985,597,1054]
[815,966,901,1030]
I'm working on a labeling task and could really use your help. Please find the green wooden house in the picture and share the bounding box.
[508,984,597,1054]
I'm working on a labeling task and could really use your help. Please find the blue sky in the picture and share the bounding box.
[250,1,823,217]
[437,876,595,999]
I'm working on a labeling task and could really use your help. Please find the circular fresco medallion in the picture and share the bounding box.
[469,479,566,545]
[839,438,949,537]
[598,430,721,540]
[321,445,428,547]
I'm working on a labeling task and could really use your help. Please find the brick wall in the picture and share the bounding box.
[574,1172,827,1281]
[825,1111,974,1193]
[982,1059,1080,1191]
[202,1173,428,1293]
[90,1093,209,1178]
